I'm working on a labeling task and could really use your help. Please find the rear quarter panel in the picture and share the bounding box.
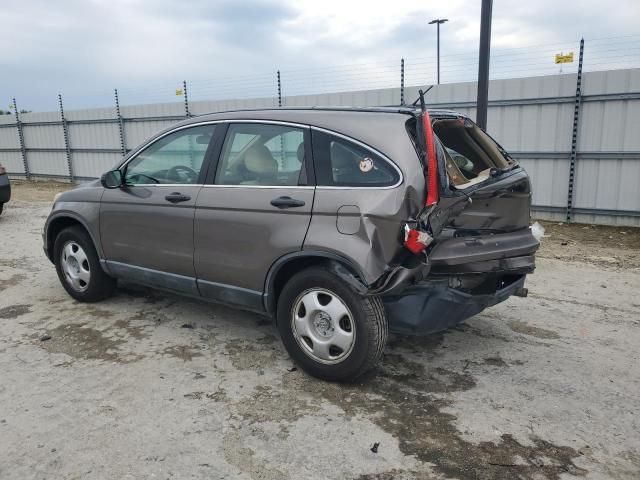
[303,117,426,285]
[305,181,425,286]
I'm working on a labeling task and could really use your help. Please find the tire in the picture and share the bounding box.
[0,203,3,215]
[277,266,387,382]
[53,226,116,302]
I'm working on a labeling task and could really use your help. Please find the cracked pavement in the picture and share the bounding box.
[0,182,639,479]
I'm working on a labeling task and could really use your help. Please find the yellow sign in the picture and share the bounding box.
[555,52,574,64]
[175,88,184,96]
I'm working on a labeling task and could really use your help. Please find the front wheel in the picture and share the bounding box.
[277,266,387,382]
[53,226,116,302]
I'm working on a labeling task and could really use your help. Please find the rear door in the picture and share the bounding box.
[100,124,217,294]
[193,121,314,310]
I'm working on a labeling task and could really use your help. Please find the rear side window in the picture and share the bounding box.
[312,131,400,187]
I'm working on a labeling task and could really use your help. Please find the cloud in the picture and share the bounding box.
[1,0,639,111]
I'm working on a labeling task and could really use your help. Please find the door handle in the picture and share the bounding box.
[165,192,191,203]
[270,196,306,209]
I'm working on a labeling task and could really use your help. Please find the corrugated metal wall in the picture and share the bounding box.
[1,69,639,226]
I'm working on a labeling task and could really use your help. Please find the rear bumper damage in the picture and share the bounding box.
[383,274,528,335]
[371,228,539,335]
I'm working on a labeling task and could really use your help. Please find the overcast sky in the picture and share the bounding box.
[2,0,640,111]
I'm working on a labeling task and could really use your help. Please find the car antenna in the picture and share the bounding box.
[412,85,433,107]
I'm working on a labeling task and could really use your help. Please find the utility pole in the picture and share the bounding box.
[428,18,448,84]
[476,0,493,130]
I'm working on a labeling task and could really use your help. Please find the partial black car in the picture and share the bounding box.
[0,163,10,216]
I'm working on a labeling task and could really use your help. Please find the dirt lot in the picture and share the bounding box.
[1,181,639,480]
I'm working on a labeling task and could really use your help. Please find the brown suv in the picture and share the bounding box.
[43,106,538,381]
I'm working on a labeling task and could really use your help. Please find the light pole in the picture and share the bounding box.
[476,0,493,130]
[429,18,448,84]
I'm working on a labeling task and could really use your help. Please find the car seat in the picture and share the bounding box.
[241,145,278,185]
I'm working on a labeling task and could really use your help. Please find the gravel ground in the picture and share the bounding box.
[0,181,639,480]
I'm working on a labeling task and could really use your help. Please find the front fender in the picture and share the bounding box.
[44,203,103,263]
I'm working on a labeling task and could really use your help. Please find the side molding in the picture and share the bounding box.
[197,279,264,313]
[105,261,199,296]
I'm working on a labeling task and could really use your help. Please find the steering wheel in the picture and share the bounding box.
[167,165,198,183]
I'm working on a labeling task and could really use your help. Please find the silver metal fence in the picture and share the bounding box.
[1,66,639,227]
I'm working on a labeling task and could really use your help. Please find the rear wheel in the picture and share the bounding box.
[277,266,387,381]
[53,226,115,302]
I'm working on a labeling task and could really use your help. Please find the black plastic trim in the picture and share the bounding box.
[197,279,264,313]
[106,261,199,296]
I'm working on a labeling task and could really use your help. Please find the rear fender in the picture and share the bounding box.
[263,251,369,315]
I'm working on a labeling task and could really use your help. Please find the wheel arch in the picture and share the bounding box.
[263,251,369,317]
[45,214,101,265]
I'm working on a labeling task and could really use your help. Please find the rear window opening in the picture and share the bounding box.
[432,118,516,188]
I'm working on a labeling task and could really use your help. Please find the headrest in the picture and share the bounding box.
[244,145,277,176]
[296,142,304,163]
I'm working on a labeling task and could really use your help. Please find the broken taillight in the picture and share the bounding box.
[404,225,433,255]
[403,109,440,255]
[423,110,439,207]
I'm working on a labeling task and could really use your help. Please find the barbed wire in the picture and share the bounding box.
[9,34,640,111]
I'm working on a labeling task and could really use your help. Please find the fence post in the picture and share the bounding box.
[277,70,282,107]
[13,98,30,180]
[58,94,74,182]
[400,58,405,106]
[566,38,585,223]
[114,89,127,156]
[183,80,191,117]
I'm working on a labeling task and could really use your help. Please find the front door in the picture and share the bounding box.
[194,122,314,310]
[100,123,218,294]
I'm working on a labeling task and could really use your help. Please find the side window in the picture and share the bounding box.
[215,123,306,186]
[312,131,400,187]
[125,125,215,185]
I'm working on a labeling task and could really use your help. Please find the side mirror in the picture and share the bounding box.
[101,170,123,189]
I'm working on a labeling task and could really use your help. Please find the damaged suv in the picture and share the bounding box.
[43,106,538,381]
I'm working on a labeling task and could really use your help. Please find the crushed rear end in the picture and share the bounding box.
[381,109,539,335]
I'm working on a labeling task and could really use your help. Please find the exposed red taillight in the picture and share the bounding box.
[404,225,433,254]
[422,111,439,206]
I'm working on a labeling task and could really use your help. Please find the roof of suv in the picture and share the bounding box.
[191,106,465,123]
[175,106,463,157]
[156,107,467,171]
